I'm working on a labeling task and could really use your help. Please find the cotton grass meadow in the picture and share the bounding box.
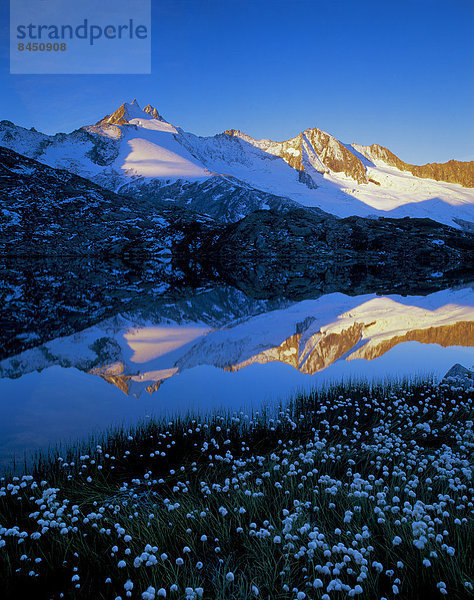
[0,379,472,599]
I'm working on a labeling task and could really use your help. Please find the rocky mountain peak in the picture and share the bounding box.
[353,143,405,169]
[223,129,247,139]
[97,100,166,126]
[222,125,369,185]
[143,104,166,121]
[97,101,139,126]
[301,126,369,184]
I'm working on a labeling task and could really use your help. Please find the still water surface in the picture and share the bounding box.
[1,269,473,468]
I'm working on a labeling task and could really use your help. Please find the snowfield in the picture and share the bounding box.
[0,100,473,227]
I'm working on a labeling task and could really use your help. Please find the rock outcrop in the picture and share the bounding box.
[442,363,474,389]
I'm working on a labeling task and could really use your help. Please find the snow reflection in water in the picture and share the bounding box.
[0,287,473,467]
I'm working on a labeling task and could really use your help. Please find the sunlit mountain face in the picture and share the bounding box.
[1,99,473,228]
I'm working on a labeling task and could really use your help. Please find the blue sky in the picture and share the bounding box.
[0,0,473,164]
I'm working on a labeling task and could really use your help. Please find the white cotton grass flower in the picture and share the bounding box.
[392,536,402,545]
[225,572,235,582]
[313,579,323,589]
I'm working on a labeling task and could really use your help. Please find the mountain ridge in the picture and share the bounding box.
[0,99,473,227]
[353,143,474,188]
[93,100,474,188]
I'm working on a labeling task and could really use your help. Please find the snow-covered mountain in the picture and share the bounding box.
[0,99,473,227]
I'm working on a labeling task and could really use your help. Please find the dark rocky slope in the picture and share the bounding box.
[176,208,474,297]
[118,175,300,223]
[0,146,215,256]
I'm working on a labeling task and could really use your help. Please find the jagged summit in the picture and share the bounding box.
[97,100,166,126]
[143,104,165,121]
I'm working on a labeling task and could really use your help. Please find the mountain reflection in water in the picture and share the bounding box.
[1,258,473,467]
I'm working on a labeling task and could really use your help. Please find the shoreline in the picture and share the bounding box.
[1,378,472,599]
